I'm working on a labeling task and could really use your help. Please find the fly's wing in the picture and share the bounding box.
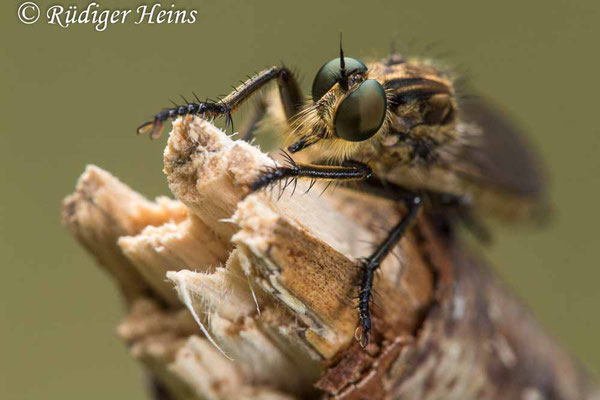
[454,96,547,202]
[443,96,550,224]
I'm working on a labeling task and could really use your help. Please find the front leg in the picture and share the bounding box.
[137,66,303,139]
[248,156,372,194]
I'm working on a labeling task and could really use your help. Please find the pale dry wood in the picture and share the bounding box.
[162,117,433,357]
[118,297,296,400]
[118,214,229,306]
[62,116,599,400]
[62,165,187,303]
[63,168,311,399]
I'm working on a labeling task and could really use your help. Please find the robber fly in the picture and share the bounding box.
[137,38,546,347]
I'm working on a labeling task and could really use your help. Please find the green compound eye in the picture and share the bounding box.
[311,57,367,102]
[334,79,387,142]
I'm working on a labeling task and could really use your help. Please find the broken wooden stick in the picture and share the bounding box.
[62,116,599,400]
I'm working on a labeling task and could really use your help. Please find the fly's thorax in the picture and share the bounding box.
[376,113,461,169]
[372,57,457,122]
[366,57,467,165]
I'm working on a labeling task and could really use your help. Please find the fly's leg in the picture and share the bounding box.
[355,193,421,347]
[248,158,372,194]
[248,159,421,347]
[137,66,303,139]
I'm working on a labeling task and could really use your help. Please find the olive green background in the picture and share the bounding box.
[2,0,599,398]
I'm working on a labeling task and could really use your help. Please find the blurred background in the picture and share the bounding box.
[1,0,599,398]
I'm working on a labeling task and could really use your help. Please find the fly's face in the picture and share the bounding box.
[289,56,393,161]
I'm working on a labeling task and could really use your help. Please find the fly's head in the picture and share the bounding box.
[288,54,394,162]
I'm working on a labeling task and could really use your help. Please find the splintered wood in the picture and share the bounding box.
[161,117,433,359]
[62,116,599,400]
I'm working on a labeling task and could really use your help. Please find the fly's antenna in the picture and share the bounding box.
[339,33,346,75]
[339,32,349,90]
